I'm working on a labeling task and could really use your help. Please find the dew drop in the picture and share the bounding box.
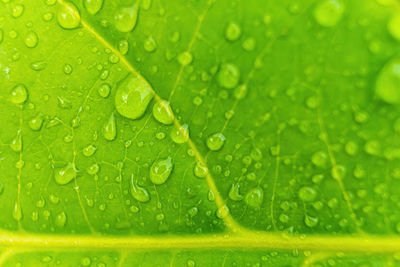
[170,123,189,144]
[87,163,99,175]
[375,57,400,104]
[178,51,193,66]
[150,157,173,185]
[206,133,226,151]
[388,14,400,41]
[193,161,208,178]
[298,186,317,202]
[57,2,80,29]
[118,39,129,55]
[130,174,150,202]
[114,4,139,33]
[12,201,22,221]
[314,0,344,27]
[55,211,67,227]
[29,115,43,131]
[245,187,263,209]
[11,4,24,18]
[30,61,47,71]
[10,84,28,104]
[83,0,103,15]
[304,215,318,227]
[10,130,22,152]
[103,113,116,141]
[344,141,358,156]
[24,31,38,48]
[229,183,243,201]
[311,150,328,168]
[98,83,111,98]
[115,74,153,120]
[217,63,240,89]
[55,163,77,185]
[83,144,96,157]
[153,100,174,125]
[144,36,157,52]
[216,205,230,219]
[225,21,241,41]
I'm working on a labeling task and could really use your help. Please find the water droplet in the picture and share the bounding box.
[304,215,318,227]
[114,4,139,32]
[83,144,96,157]
[130,175,150,202]
[206,133,226,151]
[29,115,43,131]
[11,4,24,18]
[118,39,129,55]
[0,29,3,43]
[55,163,77,185]
[178,51,193,66]
[87,163,99,175]
[103,113,116,141]
[314,0,344,27]
[375,57,400,104]
[150,157,173,185]
[311,151,328,168]
[217,63,240,89]
[10,84,28,104]
[193,161,208,178]
[225,21,241,41]
[242,38,255,51]
[298,186,317,202]
[331,164,346,180]
[170,123,189,144]
[24,31,38,48]
[364,140,380,155]
[83,0,103,15]
[115,74,153,120]
[144,36,157,52]
[81,257,91,267]
[229,183,243,201]
[388,14,400,41]
[12,201,22,221]
[216,205,230,218]
[57,2,80,29]
[98,83,111,98]
[10,130,22,152]
[55,211,67,227]
[245,187,263,209]
[153,100,174,125]
[0,182,4,195]
[344,141,358,156]
[30,61,47,71]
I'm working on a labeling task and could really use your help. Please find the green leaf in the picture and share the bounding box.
[0,0,400,266]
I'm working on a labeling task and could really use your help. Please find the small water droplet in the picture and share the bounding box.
[170,123,189,144]
[150,157,173,185]
[24,31,38,48]
[114,4,139,32]
[245,187,263,209]
[87,163,99,175]
[144,36,157,52]
[193,161,208,178]
[12,201,22,221]
[83,144,96,157]
[130,174,150,202]
[118,39,129,54]
[29,115,43,131]
[217,63,240,89]
[229,183,243,201]
[206,133,226,151]
[97,83,111,98]
[178,51,193,66]
[10,84,28,104]
[55,163,77,185]
[314,0,344,27]
[115,74,154,120]
[10,130,22,152]
[311,150,328,168]
[11,4,24,18]
[298,186,317,202]
[153,100,174,125]
[30,61,47,71]
[103,113,116,141]
[304,215,318,227]
[375,57,400,104]
[57,2,80,29]
[55,211,67,227]
[225,21,241,41]
[83,0,103,15]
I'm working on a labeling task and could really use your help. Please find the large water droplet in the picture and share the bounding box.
[10,130,22,152]
[193,161,208,178]
[375,57,400,104]
[225,21,241,41]
[245,187,263,209]
[150,157,173,185]
[57,2,80,29]
[153,100,174,125]
[206,133,226,151]
[217,63,240,89]
[24,31,38,48]
[29,115,43,131]
[311,150,328,168]
[83,144,96,157]
[170,123,189,144]
[298,186,317,202]
[304,215,318,227]
[114,4,139,32]
[229,183,243,201]
[130,174,150,202]
[55,163,77,185]
[10,84,28,104]
[83,0,103,15]
[115,74,153,119]
[314,0,344,27]
[103,113,116,141]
